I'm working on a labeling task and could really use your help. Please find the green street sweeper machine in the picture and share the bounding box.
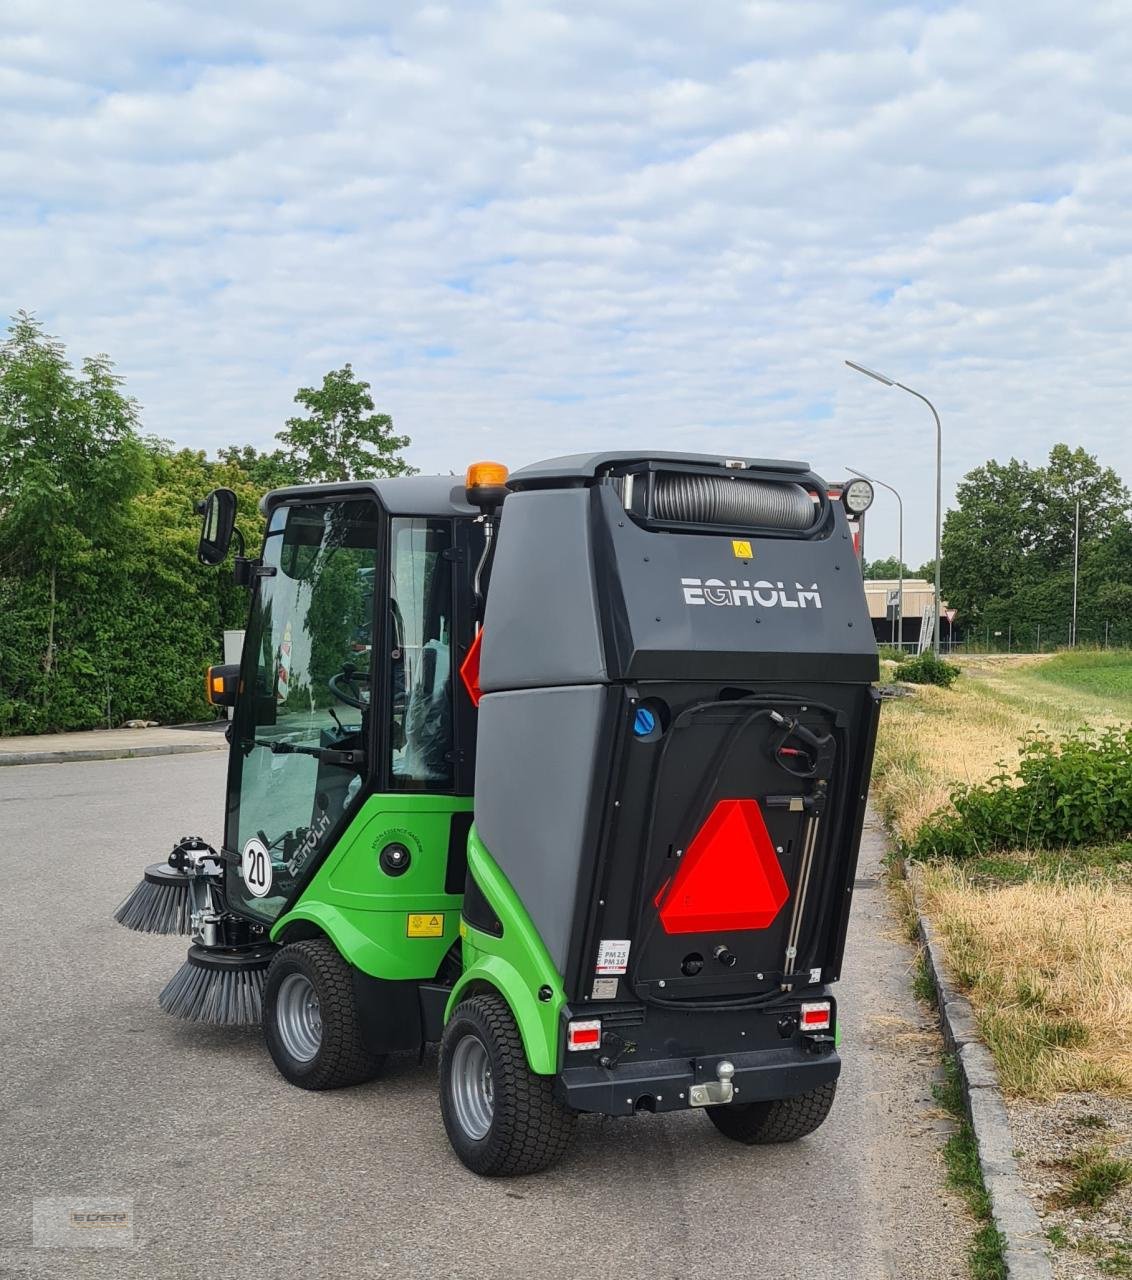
[116,451,880,1176]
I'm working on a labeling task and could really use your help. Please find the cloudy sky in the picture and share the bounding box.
[4,1,1130,562]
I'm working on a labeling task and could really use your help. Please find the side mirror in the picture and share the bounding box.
[196,489,237,566]
[205,663,241,708]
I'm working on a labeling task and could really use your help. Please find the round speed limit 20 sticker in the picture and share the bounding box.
[241,836,273,898]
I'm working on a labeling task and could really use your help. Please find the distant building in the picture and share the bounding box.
[862,579,957,651]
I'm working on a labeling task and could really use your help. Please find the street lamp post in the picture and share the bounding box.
[846,466,903,650]
[1071,497,1080,648]
[845,360,943,657]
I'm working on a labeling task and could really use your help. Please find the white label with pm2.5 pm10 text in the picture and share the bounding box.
[596,939,631,975]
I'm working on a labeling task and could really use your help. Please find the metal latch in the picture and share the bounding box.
[689,1059,735,1107]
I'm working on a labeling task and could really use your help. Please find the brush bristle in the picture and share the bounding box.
[114,876,193,935]
[159,959,266,1026]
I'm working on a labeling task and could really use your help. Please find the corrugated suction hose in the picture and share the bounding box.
[652,472,817,530]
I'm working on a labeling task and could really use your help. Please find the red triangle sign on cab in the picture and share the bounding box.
[459,629,483,707]
[657,799,789,934]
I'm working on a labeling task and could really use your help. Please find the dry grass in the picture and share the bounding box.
[878,654,1132,1100]
[874,655,1132,845]
[918,862,1132,1098]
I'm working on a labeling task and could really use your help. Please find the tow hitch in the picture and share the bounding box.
[689,1059,736,1107]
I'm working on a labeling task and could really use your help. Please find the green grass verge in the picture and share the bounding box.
[933,1058,1007,1280]
[955,842,1132,887]
[1029,650,1132,702]
[913,951,938,1004]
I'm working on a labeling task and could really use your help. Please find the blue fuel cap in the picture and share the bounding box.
[633,707,657,737]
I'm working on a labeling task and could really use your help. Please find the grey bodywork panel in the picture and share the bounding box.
[592,486,877,682]
[480,482,877,689]
[473,685,613,974]
[479,489,607,694]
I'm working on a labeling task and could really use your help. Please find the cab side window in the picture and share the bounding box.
[389,518,454,789]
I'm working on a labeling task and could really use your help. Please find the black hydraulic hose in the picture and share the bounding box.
[472,516,497,624]
[640,986,798,1014]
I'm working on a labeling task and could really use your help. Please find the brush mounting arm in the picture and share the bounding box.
[167,836,222,875]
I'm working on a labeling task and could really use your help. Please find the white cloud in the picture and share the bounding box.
[2,0,1131,560]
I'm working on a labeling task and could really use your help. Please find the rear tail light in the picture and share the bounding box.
[567,1019,602,1051]
[800,1001,831,1031]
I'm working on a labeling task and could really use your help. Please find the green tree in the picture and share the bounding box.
[276,365,413,482]
[1031,444,1127,572]
[0,313,150,705]
[862,555,910,580]
[940,445,1132,644]
[939,457,1040,621]
[0,315,331,734]
[216,444,301,491]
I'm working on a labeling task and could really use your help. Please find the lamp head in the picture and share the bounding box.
[845,359,895,387]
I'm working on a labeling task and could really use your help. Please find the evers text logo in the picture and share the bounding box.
[682,578,822,609]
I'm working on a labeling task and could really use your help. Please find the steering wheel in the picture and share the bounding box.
[328,663,371,711]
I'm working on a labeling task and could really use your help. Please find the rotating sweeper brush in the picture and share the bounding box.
[115,834,274,1027]
[113,837,212,935]
[158,943,274,1025]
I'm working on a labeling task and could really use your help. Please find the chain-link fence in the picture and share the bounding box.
[880,622,1132,656]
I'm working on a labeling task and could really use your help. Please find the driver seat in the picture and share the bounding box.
[403,639,452,783]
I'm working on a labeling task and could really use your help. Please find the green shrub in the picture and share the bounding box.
[912,726,1132,857]
[896,652,960,687]
[876,645,905,663]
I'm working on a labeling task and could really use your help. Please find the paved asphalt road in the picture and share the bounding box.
[0,754,971,1280]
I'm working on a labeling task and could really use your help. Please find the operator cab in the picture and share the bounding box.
[210,478,483,925]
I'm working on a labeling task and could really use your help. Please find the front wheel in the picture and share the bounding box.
[263,939,385,1090]
[706,1080,837,1145]
[440,992,576,1176]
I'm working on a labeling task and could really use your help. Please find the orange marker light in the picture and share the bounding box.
[206,666,232,706]
[465,460,509,491]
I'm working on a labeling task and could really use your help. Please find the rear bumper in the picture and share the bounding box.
[555,1044,840,1117]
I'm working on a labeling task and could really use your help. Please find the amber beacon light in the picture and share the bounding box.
[464,460,510,511]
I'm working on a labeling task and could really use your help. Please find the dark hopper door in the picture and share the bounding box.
[621,695,848,1001]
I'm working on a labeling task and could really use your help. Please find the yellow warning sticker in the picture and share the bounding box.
[407,913,445,938]
[731,539,753,559]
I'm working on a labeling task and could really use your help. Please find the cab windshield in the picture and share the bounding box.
[225,499,380,922]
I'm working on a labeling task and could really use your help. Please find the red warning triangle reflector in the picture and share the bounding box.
[459,630,483,707]
[657,799,789,934]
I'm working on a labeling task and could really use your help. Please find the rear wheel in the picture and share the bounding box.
[440,992,576,1176]
[706,1080,837,1145]
[263,939,385,1090]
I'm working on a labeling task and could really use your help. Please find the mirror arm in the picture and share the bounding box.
[231,556,274,589]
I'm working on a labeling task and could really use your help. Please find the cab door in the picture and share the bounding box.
[224,497,383,923]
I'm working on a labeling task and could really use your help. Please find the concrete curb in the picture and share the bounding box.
[0,742,226,766]
[907,863,1054,1280]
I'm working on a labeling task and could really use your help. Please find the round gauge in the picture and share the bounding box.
[842,478,874,515]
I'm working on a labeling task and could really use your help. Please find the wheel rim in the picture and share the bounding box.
[450,1033,494,1140]
[275,972,322,1062]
